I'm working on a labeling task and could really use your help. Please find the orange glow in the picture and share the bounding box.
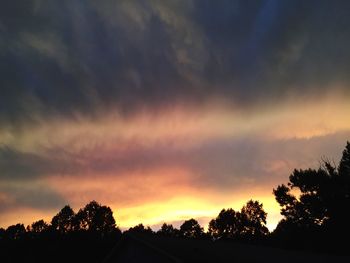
[1,92,349,231]
[43,169,282,231]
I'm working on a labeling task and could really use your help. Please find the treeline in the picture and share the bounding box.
[127,199,268,241]
[1,142,349,257]
[0,201,120,240]
[0,199,267,242]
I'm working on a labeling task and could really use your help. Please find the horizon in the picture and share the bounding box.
[1,1,350,232]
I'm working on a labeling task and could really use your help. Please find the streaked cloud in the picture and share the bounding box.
[1,0,350,230]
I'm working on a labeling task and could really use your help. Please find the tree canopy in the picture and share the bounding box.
[75,200,116,235]
[273,142,350,236]
[51,205,76,234]
[179,219,204,238]
[208,200,268,240]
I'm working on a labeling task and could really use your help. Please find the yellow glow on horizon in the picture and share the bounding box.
[45,170,282,232]
[112,194,281,232]
[1,90,349,231]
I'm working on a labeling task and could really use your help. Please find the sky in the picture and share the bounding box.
[1,0,350,231]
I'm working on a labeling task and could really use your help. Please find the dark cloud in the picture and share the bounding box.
[0,146,85,180]
[1,0,350,125]
[2,131,349,191]
[0,182,66,213]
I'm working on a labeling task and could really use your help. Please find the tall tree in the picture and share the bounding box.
[240,200,269,237]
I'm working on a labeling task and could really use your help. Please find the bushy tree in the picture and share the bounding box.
[240,200,269,237]
[179,219,204,238]
[28,219,49,235]
[208,200,268,240]
[208,208,240,239]
[157,223,178,237]
[51,205,76,233]
[6,224,26,240]
[273,142,350,235]
[75,200,116,234]
[127,223,153,234]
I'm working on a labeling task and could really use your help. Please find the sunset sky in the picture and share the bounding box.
[1,0,350,231]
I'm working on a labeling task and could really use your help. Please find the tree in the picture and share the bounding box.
[208,201,268,240]
[208,208,240,239]
[127,224,153,234]
[240,200,269,237]
[157,223,178,237]
[6,224,26,240]
[273,142,350,235]
[179,219,204,238]
[0,228,5,240]
[29,219,49,235]
[75,200,116,235]
[51,205,76,234]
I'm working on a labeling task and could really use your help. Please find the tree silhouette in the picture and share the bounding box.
[208,208,240,239]
[28,219,49,235]
[51,205,76,234]
[6,224,26,240]
[240,200,269,237]
[127,223,154,234]
[208,200,268,240]
[75,200,116,235]
[157,223,178,237]
[273,142,350,237]
[0,228,5,240]
[179,219,204,238]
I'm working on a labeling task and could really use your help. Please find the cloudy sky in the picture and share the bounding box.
[1,0,350,231]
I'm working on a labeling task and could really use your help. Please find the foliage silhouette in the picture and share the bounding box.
[157,223,178,237]
[179,218,204,238]
[273,141,350,252]
[127,223,154,234]
[0,228,5,240]
[208,208,240,239]
[208,200,268,240]
[240,200,269,237]
[2,142,350,260]
[27,219,49,235]
[51,205,76,234]
[0,201,121,263]
[75,200,116,236]
[5,224,26,240]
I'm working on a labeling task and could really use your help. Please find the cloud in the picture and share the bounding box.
[0,181,66,214]
[1,0,350,126]
[1,0,350,229]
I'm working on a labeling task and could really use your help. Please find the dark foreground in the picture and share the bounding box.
[2,233,349,263]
